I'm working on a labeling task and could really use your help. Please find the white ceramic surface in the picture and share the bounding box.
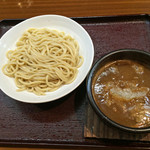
[0,15,94,103]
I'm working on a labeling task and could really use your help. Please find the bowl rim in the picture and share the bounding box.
[86,48,150,132]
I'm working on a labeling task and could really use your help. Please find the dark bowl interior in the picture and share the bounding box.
[86,49,150,132]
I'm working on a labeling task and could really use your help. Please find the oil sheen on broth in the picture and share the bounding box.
[92,60,150,128]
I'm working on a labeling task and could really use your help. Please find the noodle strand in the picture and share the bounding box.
[2,28,83,95]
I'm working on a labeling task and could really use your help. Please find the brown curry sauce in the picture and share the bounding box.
[92,60,150,128]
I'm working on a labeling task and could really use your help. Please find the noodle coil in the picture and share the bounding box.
[2,28,83,95]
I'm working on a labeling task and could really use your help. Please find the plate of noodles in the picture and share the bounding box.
[0,15,94,103]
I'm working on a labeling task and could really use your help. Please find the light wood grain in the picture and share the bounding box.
[0,0,150,20]
[0,0,150,149]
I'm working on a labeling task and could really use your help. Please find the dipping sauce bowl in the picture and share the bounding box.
[87,49,150,132]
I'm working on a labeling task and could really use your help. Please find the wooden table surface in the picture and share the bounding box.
[1,0,150,150]
[1,0,150,19]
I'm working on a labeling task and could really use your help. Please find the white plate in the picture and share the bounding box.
[0,15,94,103]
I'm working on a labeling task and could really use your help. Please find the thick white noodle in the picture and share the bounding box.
[2,28,83,95]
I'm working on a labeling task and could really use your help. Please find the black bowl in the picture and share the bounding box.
[86,49,150,132]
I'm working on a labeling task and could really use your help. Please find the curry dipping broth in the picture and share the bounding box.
[92,60,150,128]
